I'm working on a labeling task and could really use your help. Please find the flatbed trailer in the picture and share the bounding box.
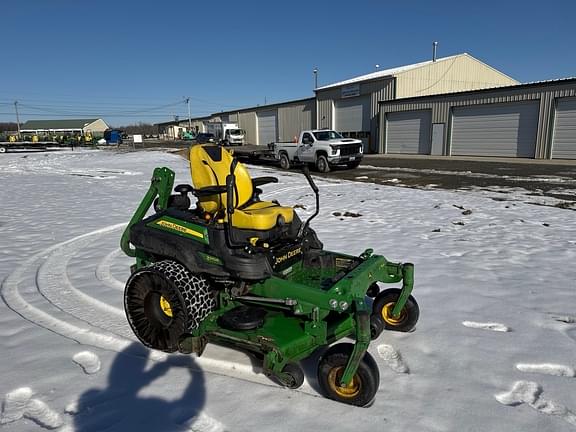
[226,143,276,162]
[0,141,62,153]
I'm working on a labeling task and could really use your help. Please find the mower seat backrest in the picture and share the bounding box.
[189,145,253,214]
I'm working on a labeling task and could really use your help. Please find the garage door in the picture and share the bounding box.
[257,110,277,145]
[386,110,432,154]
[451,102,539,157]
[334,96,370,132]
[552,98,576,159]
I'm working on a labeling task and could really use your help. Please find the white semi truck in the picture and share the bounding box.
[205,122,246,146]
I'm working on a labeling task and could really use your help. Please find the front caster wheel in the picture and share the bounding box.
[124,260,216,352]
[276,363,305,389]
[370,315,385,340]
[373,288,419,332]
[317,343,380,407]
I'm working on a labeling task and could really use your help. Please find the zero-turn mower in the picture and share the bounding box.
[120,144,419,406]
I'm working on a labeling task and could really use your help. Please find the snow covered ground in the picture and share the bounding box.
[1,149,575,432]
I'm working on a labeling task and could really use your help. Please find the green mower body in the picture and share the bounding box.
[121,161,418,406]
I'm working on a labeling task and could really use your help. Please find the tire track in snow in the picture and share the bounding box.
[0,223,150,358]
[1,224,317,395]
[36,230,132,338]
[95,248,125,291]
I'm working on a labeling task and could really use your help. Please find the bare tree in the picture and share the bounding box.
[114,122,158,136]
[0,122,18,133]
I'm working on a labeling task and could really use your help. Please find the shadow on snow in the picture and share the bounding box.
[73,343,206,432]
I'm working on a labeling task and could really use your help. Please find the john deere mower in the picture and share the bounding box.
[120,144,419,406]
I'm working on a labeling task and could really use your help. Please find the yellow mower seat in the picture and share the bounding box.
[189,145,294,231]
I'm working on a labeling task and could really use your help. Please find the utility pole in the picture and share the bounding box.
[185,97,192,130]
[14,101,21,139]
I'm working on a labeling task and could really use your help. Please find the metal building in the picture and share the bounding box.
[215,98,315,145]
[378,78,576,159]
[315,53,518,153]
[164,53,518,149]
[20,118,109,136]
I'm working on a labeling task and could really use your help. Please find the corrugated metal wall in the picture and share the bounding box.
[451,102,539,157]
[552,98,576,159]
[395,54,518,98]
[86,119,109,134]
[278,99,315,142]
[379,81,576,158]
[316,78,395,152]
[317,88,338,129]
[238,112,257,144]
[386,110,432,154]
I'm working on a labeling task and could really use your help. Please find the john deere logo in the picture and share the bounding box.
[149,217,209,244]
[274,247,302,266]
[155,220,203,239]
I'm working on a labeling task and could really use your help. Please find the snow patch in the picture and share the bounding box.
[516,363,575,377]
[376,344,409,374]
[25,399,64,429]
[72,351,101,374]
[462,321,510,332]
[495,380,541,406]
[1,387,63,429]
[495,381,576,427]
[185,412,226,432]
[94,247,125,291]
[64,400,79,415]
[1,387,33,424]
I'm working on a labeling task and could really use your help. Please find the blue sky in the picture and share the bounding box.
[1,0,574,126]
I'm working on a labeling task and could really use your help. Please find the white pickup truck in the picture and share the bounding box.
[273,130,363,172]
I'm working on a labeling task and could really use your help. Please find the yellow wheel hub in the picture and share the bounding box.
[159,296,173,318]
[382,301,407,325]
[327,367,361,398]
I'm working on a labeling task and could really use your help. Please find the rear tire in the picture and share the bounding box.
[0,147,6,154]
[124,260,216,352]
[316,155,330,173]
[279,153,291,170]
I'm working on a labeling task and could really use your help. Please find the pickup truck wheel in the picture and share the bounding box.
[279,153,291,170]
[346,160,361,169]
[316,155,330,173]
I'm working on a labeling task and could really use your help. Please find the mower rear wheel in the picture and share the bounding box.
[318,343,379,407]
[124,260,216,353]
[373,288,419,332]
